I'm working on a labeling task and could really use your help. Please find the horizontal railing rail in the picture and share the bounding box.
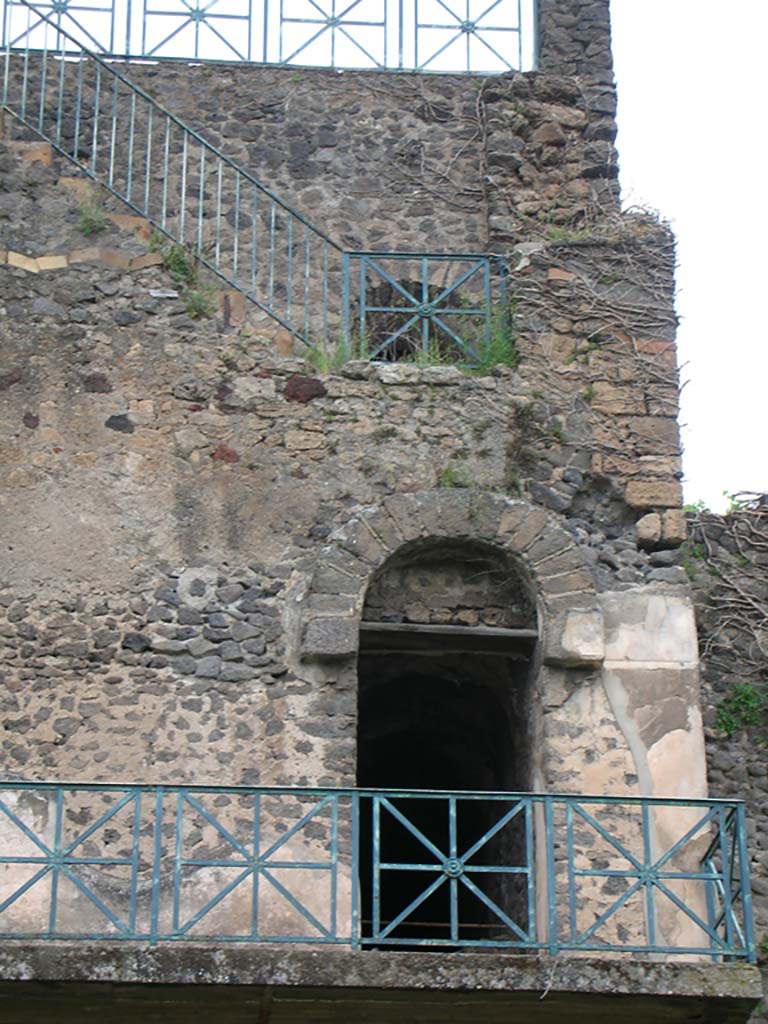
[0,782,755,960]
[1,0,538,73]
[2,0,510,360]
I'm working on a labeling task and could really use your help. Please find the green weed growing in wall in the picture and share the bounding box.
[185,285,217,319]
[437,462,471,489]
[77,199,109,237]
[148,232,214,318]
[715,682,764,737]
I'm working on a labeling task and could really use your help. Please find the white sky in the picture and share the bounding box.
[609,0,767,511]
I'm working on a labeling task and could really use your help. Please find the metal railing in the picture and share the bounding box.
[2,0,510,358]
[1,0,537,73]
[0,782,755,960]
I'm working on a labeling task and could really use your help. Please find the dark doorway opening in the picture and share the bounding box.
[356,540,537,948]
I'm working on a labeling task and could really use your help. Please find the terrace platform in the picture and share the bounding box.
[0,944,762,1023]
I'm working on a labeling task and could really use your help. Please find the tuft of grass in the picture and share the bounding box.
[186,285,217,319]
[469,327,519,375]
[438,462,471,489]
[77,200,109,237]
[504,468,522,496]
[161,244,197,287]
[546,225,592,243]
[304,343,349,374]
[147,232,214,318]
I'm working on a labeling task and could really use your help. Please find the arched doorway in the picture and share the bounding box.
[356,538,538,946]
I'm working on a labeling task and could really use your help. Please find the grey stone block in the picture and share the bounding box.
[302,617,358,659]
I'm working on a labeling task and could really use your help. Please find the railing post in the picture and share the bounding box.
[544,795,557,955]
[47,786,64,936]
[372,793,381,940]
[641,801,656,949]
[341,251,350,357]
[397,0,404,69]
[149,785,164,945]
[350,790,360,949]
[736,802,757,963]
[129,788,142,936]
[124,0,131,58]
[358,254,367,357]
[532,0,540,71]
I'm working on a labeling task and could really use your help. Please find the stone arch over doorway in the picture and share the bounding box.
[295,489,606,944]
[298,489,605,671]
[291,491,709,952]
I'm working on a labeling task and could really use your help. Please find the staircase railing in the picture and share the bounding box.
[2,0,508,360]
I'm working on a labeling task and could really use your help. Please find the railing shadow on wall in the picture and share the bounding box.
[0,782,756,960]
[1,0,511,359]
[0,0,538,73]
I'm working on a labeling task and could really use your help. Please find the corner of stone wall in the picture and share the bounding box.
[537,0,614,82]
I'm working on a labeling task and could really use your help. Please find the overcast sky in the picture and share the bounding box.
[609,0,767,511]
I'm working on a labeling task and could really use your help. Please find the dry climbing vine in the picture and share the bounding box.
[687,494,768,734]
[501,209,683,481]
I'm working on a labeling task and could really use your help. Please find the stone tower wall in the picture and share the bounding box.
[0,0,721,958]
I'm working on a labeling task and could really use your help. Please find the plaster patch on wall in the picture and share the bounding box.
[544,677,636,796]
[602,591,699,665]
[177,566,219,609]
[598,590,705,803]
[596,590,710,952]
[600,668,653,796]
[647,718,707,801]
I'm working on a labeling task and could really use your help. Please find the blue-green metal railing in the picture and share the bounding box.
[1,0,538,73]
[0,782,756,960]
[1,0,509,359]
[347,252,508,362]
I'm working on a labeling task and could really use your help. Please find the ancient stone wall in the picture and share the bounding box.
[538,0,614,79]
[4,0,619,256]
[0,0,713,955]
[0,121,690,790]
[687,499,768,1018]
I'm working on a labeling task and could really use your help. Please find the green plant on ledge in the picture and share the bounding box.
[304,343,349,374]
[545,224,592,244]
[468,323,519,375]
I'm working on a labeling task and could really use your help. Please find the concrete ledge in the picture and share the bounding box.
[0,944,760,1023]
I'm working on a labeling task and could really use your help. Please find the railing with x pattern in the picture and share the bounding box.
[2,0,511,359]
[1,0,537,73]
[0,782,756,960]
